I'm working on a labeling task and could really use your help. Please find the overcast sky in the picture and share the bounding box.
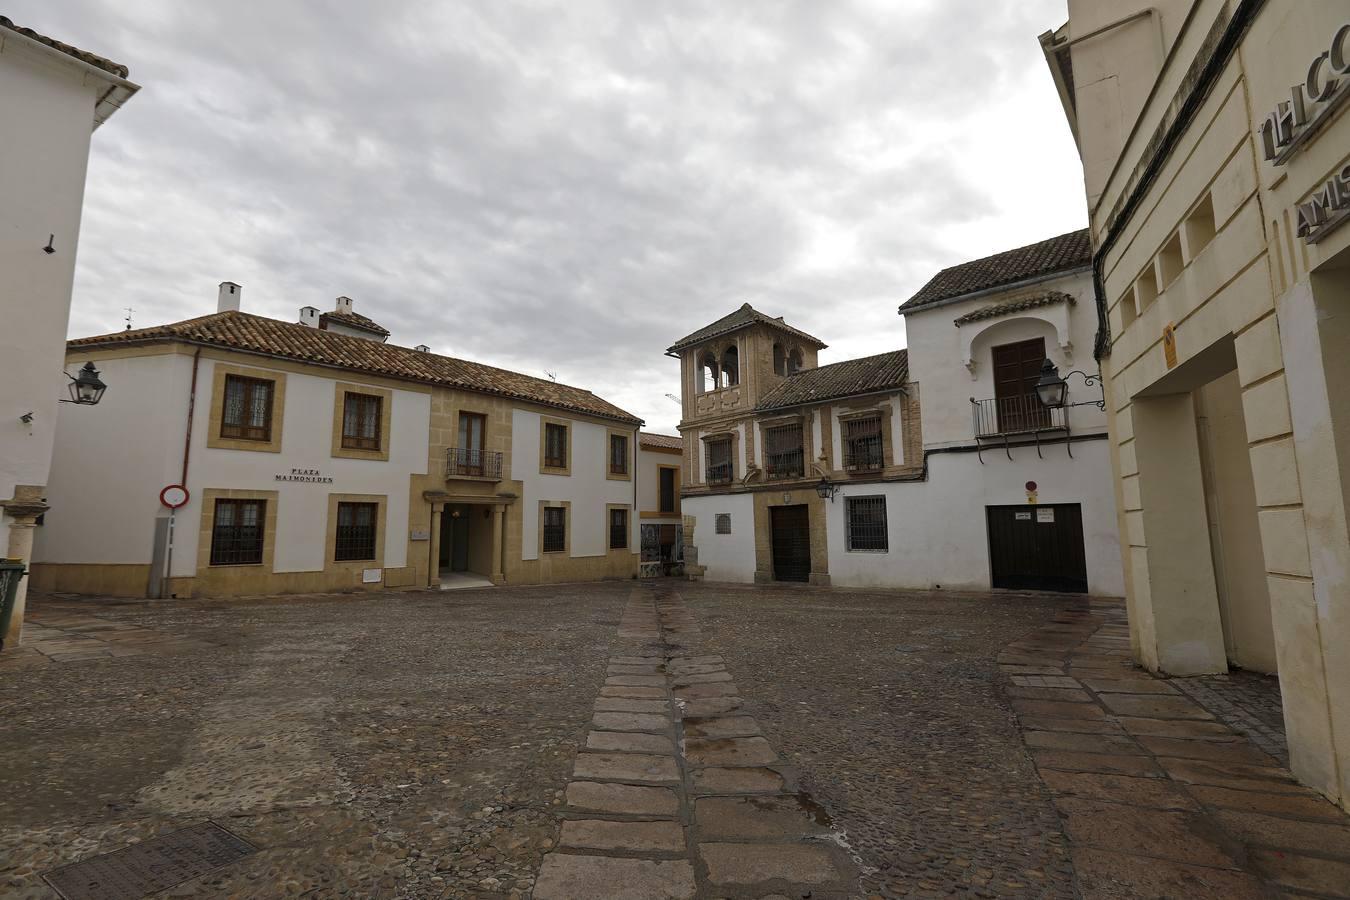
[17,0,1083,433]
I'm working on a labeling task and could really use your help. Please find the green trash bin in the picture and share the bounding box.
[0,558,27,651]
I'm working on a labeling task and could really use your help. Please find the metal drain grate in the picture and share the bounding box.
[43,821,258,900]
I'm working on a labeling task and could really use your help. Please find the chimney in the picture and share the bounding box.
[415,344,430,353]
[335,296,354,314]
[218,281,241,313]
[299,306,319,328]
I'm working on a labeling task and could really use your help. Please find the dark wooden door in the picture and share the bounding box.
[987,504,1088,593]
[992,338,1049,432]
[770,505,811,583]
[451,515,470,571]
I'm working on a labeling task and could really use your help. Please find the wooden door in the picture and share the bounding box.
[451,514,470,572]
[987,504,1088,593]
[770,505,812,583]
[991,338,1049,432]
[458,413,486,475]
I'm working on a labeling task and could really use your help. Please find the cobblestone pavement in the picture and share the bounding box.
[1001,598,1350,898]
[5,582,1348,899]
[1174,669,1289,766]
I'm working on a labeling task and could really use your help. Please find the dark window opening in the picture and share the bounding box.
[335,501,378,561]
[609,507,628,549]
[341,392,383,450]
[765,423,804,479]
[221,375,274,442]
[720,346,739,387]
[846,496,888,551]
[659,467,677,513]
[543,506,566,552]
[544,422,568,468]
[843,415,884,470]
[706,438,733,484]
[210,498,266,565]
[715,513,732,534]
[609,434,629,475]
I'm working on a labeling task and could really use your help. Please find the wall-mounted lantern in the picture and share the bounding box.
[60,362,107,406]
[1034,359,1104,410]
[814,478,837,502]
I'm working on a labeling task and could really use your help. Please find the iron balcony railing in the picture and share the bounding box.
[706,461,734,485]
[971,394,1066,438]
[843,440,884,471]
[446,447,503,480]
[765,449,805,480]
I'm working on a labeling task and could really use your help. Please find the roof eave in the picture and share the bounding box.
[898,263,1092,317]
[0,26,140,129]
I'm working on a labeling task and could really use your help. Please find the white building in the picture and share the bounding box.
[31,286,643,599]
[673,233,1123,596]
[637,432,683,577]
[0,17,138,645]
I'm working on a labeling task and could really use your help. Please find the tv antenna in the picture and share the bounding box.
[124,307,134,330]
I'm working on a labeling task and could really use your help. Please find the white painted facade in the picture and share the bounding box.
[683,493,756,584]
[0,22,136,642]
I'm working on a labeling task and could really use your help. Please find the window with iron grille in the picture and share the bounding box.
[609,434,628,475]
[706,438,733,484]
[335,502,378,561]
[659,467,677,513]
[846,496,888,551]
[210,498,266,565]
[221,375,274,441]
[544,423,568,468]
[609,507,628,549]
[843,415,884,470]
[764,423,804,479]
[341,392,383,450]
[715,513,731,534]
[543,506,566,552]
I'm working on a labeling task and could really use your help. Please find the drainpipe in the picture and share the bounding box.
[163,347,202,598]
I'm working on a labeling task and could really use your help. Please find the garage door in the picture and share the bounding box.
[987,504,1088,593]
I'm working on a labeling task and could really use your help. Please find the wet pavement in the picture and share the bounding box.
[2,581,1347,898]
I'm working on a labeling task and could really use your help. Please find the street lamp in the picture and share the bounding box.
[1034,358,1104,410]
[60,362,107,406]
[814,477,837,502]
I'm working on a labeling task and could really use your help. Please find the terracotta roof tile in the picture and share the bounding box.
[900,229,1091,314]
[68,311,642,425]
[952,291,1076,327]
[320,309,390,337]
[640,432,683,450]
[668,303,826,354]
[0,16,129,78]
[755,350,908,412]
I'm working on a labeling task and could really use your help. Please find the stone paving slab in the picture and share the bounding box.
[595,697,671,713]
[573,752,680,784]
[1071,847,1267,899]
[600,685,668,699]
[690,767,786,795]
[678,698,745,718]
[533,854,696,900]
[698,842,847,889]
[683,737,778,767]
[586,731,675,754]
[592,711,670,733]
[680,716,761,740]
[560,819,686,853]
[693,796,830,840]
[565,781,680,817]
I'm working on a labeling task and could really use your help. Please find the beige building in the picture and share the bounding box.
[637,432,683,577]
[1041,1,1350,808]
[28,286,643,609]
[0,17,137,647]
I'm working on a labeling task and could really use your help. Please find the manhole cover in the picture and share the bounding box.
[43,821,258,900]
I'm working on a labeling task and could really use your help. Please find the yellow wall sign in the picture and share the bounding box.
[1162,322,1178,369]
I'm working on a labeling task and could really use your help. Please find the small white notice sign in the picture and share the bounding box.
[1037,508,1055,524]
[1015,511,1032,521]
[362,568,383,584]
[410,528,430,541]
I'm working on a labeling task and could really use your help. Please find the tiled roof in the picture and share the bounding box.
[320,309,390,337]
[640,432,683,451]
[0,16,129,79]
[899,229,1091,314]
[952,292,1076,327]
[756,350,908,412]
[68,311,642,424]
[667,303,827,354]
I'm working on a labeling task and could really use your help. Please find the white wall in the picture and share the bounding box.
[684,493,756,583]
[0,40,105,555]
[903,269,1104,449]
[512,410,638,560]
[36,354,431,578]
[824,442,1124,595]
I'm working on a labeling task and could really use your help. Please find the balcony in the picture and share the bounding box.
[765,449,805,480]
[970,394,1068,462]
[446,447,503,480]
[705,462,734,485]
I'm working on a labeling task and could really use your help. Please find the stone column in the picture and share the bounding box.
[2,485,49,649]
[427,503,444,587]
[490,504,505,584]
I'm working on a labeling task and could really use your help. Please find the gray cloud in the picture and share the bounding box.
[14,0,1083,432]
